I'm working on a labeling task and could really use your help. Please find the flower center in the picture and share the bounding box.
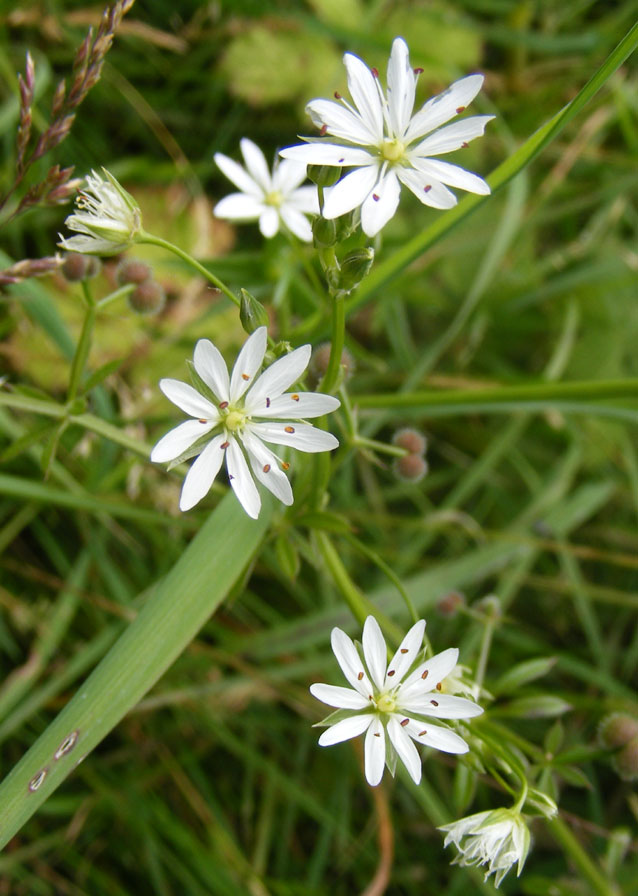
[223,408,246,432]
[375,692,397,713]
[265,190,283,208]
[380,138,405,163]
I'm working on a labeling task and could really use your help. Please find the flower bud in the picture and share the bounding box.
[62,252,101,281]
[116,258,151,286]
[599,713,638,749]
[392,427,427,456]
[312,216,337,248]
[393,453,428,482]
[308,342,355,388]
[128,279,166,315]
[338,247,374,292]
[335,210,358,241]
[239,288,269,335]
[436,591,466,617]
[615,737,638,781]
[307,164,342,188]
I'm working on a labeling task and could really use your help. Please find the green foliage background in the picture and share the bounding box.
[1,1,637,893]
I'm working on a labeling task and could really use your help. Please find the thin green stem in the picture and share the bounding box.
[475,598,500,689]
[138,231,240,307]
[96,283,135,310]
[546,815,620,896]
[320,292,346,394]
[67,283,96,404]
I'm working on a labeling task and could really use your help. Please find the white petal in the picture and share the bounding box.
[226,437,261,519]
[405,74,486,142]
[385,619,426,686]
[229,327,267,403]
[241,431,293,506]
[318,713,372,746]
[259,207,279,238]
[397,167,457,209]
[411,158,490,195]
[364,717,386,786]
[387,716,422,784]
[214,193,264,221]
[285,184,320,214]
[412,115,494,157]
[360,171,401,237]
[193,339,230,403]
[158,378,219,420]
[245,345,311,408]
[343,51,384,142]
[400,693,483,719]
[330,627,374,698]
[240,137,272,192]
[401,647,459,694]
[273,158,308,193]
[279,205,313,242]
[307,97,377,146]
[386,37,416,138]
[279,142,375,168]
[249,392,340,420]
[403,718,469,754]
[214,152,261,196]
[309,683,370,710]
[362,616,388,690]
[322,165,379,220]
[179,434,227,511]
[151,419,215,463]
[249,421,338,453]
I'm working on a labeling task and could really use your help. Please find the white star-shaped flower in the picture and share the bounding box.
[310,616,483,786]
[151,327,340,518]
[214,138,319,242]
[58,168,142,256]
[439,808,531,887]
[280,37,494,237]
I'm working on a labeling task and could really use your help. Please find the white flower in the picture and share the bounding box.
[439,808,531,887]
[280,37,493,237]
[58,168,142,255]
[214,138,319,242]
[310,616,483,786]
[150,327,340,518]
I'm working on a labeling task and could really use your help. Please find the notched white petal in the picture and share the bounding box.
[309,683,370,710]
[318,714,372,746]
[364,717,386,786]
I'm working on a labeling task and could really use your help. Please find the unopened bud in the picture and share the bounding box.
[615,737,638,781]
[338,247,374,292]
[128,279,166,315]
[393,453,428,482]
[436,591,466,617]
[312,216,337,248]
[599,713,638,749]
[239,288,269,335]
[116,258,151,286]
[308,164,342,188]
[62,252,101,281]
[335,211,358,241]
[308,342,355,388]
[392,427,427,456]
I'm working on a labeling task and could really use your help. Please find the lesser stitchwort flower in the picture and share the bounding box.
[151,327,340,518]
[439,807,531,887]
[58,168,142,255]
[310,616,482,786]
[214,138,319,242]
[280,37,493,236]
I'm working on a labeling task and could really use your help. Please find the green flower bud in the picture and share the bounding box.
[307,164,342,188]
[599,713,638,749]
[614,736,638,781]
[338,247,374,292]
[312,216,337,248]
[239,288,269,335]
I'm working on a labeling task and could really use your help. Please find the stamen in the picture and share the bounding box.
[219,401,229,410]
[431,699,439,706]
[334,91,342,99]
[400,718,409,727]
[241,373,250,381]
[424,185,432,193]
[357,672,364,680]
[198,418,208,424]
[319,124,328,136]
[436,682,442,691]
[456,106,466,114]
[414,67,424,74]
[282,461,290,470]
[338,158,345,164]
[265,397,271,408]
[263,464,271,473]
[291,394,299,401]
[284,426,295,433]
[220,441,230,449]
[400,648,408,654]
[421,670,429,679]
[374,732,381,737]
[418,729,427,737]
[372,193,380,201]
[387,670,395,677]
[462,141,469,148]
[371,67,379,78]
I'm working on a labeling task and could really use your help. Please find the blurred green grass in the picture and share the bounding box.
[1,1,637,893]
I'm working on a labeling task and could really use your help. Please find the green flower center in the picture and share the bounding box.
[380,138,405,163]
[265,190,283,208]
[223,408,246,432]
[375,693,397,713]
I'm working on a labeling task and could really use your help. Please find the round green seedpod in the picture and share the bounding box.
[128,279,166,315]
[308,164,342,188]
[393,453,428,482]
[392,427,427,456]
[239,288,269,335]
[614,736,638,781]
[599,713,638,749]
[312,216,337,248]
[338,247,374,292]
[62,252,101,282]
[116,258,152,286]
